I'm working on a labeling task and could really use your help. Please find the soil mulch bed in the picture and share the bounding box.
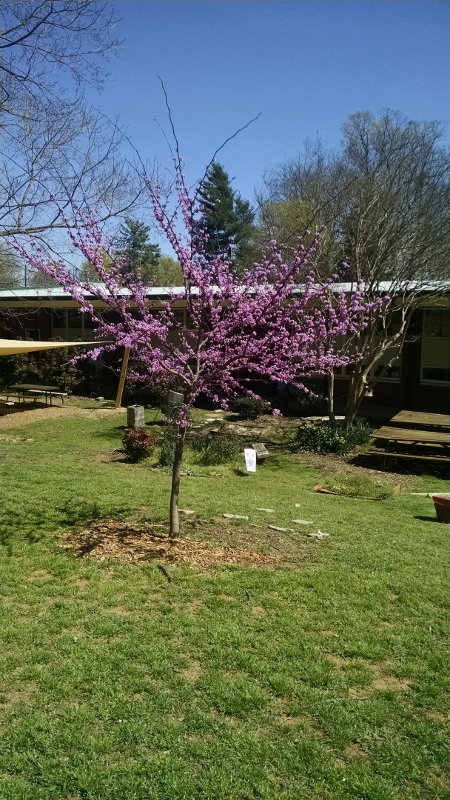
[0,404,124,429]
[60,517,311,570]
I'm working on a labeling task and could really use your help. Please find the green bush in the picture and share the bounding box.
[296,389,328,416]
[191,432,241,465]
[234,396,271,420]
[122,428,158,462]
[323,472,393,500]
[291,420,372,456]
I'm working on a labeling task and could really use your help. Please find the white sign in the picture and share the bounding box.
[244,448,257,472]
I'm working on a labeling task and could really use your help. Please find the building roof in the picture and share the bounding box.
[0,281,449,302]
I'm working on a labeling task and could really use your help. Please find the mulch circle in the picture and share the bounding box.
[59,518,301,570]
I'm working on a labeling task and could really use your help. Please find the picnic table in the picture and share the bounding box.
[7,384,66,406]
[390,411,449,430]
[372,425,449,461]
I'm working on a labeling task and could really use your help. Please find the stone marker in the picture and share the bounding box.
[167,390,184,406]
[127,404,145,428]
[292,519,313,525]
[179,509,195,515]
[251,442,269,461]
[223,513,249,520]
[256,507,275,513]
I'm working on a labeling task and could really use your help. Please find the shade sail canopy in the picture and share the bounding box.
[0,339,106,356]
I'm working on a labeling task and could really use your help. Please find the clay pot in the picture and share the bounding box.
[432,494,450,524]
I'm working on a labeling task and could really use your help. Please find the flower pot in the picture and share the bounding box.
[432,494,450,524]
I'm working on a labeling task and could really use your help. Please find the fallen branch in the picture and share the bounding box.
[157,563,172,582]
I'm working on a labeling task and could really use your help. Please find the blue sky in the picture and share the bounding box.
[87,1,448,246]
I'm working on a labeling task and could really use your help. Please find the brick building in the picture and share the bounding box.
[1,285,448,415]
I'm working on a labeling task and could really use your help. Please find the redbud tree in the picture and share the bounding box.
[13,152,386,537]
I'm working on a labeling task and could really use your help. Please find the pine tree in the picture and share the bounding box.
[115,218,161,283]
[197,163,255,267]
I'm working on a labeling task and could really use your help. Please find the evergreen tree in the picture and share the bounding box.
[115,218,161,283]
[197,163,255,267]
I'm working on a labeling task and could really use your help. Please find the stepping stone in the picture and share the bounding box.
[256,507,275,513]
[307,531,330,539]
[292,519,313,525]
[179,509,195,515]
[268,525,294,533]
[223,514,249,520]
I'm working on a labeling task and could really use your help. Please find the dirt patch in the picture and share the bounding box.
[26,569,54,582]
[251,605,267,618]
[1,684,36,710]
[108,606,133,618]
[327,655,414,697]
[60,516,310,570]
[345,742,367,758]
[372,676,412,692]
[277,714,307,728]
[326,654,353,669]
[179,659,203,682]
[181,599,205,614]
[0,403,125,429]
[427,710,449,723]
[70,578,90,592]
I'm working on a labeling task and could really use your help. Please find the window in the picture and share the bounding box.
[421,308,450,384]
[338,345,401,382]
[25,328,40,341]
[52,309,66,336]
[372,346,401,380]
[52,308,98,341]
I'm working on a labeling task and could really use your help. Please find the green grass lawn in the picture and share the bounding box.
[1,405,448,800]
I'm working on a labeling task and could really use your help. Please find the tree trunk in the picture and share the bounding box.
[327,371,336,425]
[169,423,187,538]
[344,367,369,429]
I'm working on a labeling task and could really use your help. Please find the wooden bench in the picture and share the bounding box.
[373,426,449,447]
[372,426,449,464]
[367,449,448,465]
[50,391,68,403]
[0,400,15,414]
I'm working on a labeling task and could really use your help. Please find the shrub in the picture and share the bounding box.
[296,389,328,416]
[122,427,158,462]
[191,432,241,465]
[234,396,271,420]
[323,472,393,500]
[291,421,372,456]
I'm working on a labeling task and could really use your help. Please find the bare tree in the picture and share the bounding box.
[263,110,449,425]
[1,2,143,243]
[1,1,121,110]
[0,240,23,286]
